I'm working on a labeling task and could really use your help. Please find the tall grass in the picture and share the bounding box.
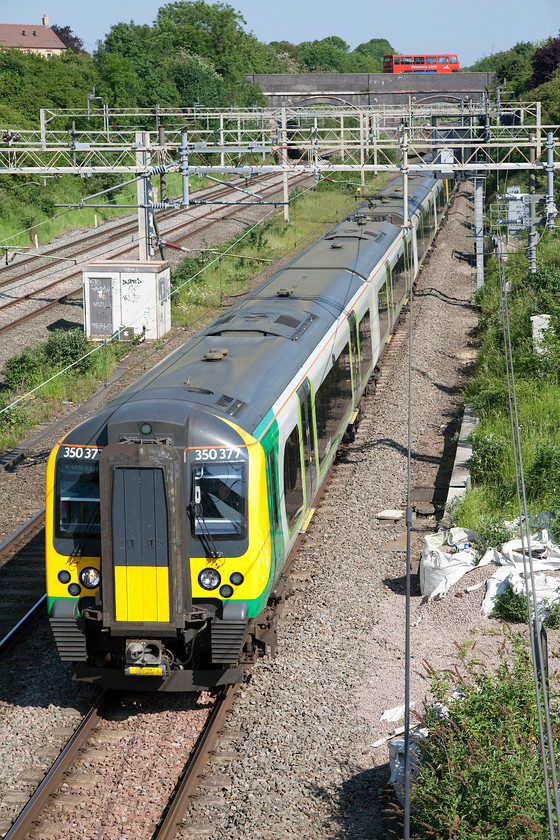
[451,231,560,532]
[0,171,221,248]
[0,170,389,452]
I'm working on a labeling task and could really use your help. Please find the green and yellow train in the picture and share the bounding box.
[46,173,449,690]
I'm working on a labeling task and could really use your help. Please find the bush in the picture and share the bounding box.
[468,431,510,485]
[414,635,553,840]
[492,588,527,622]
[474,516,516,554]
[526,441,560,501]
[528,264,560,296]
[2,350,43,390]
[44,329,92,372]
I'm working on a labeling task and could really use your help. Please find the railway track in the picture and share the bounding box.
[0,173,309,337]
[0,511,46,651]
[0,174,273,288]
[4,684,239,840]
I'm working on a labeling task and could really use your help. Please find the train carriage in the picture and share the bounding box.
[46,172,448,690]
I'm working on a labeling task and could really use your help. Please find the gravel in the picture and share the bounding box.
[1,178,545,839]
[175,179,524,839]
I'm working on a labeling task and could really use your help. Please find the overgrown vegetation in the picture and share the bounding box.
[450,245,560,533]
[0,169,387,451]
[413,632,557,839]
[0,330,130,451]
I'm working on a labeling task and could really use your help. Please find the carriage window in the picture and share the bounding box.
[359,309,373,378]
[283,425,303,530]
[392,251,407,308]
[378,279,390,343]
[56,460,100,538]
[315,343,352,467]
[191,462,247,538]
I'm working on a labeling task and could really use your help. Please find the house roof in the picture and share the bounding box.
[0,23,66,51]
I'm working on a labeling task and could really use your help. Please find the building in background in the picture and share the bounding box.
[0,15,66,57]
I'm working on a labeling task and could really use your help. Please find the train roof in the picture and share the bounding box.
[79,174,439,438]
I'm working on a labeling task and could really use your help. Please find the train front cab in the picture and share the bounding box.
[46,409,272,691]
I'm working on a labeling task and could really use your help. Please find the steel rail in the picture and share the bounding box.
[0,176,255,288]
[0,173,310,337]
[0,508,45,558]
[0,594,46,654]
[3,693,107,840]
[154,683,240,840]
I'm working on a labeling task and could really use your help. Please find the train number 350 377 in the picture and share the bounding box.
[194,447,242,461]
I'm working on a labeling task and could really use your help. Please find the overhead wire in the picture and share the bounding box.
[0,174,317,419]
[495,215,560,839]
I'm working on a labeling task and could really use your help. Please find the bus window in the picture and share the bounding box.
[437,56,449,64]
[426,56,436,64]
[413,56,425,64]
[401,56,412,64]
[450,56,458,65]
[394,56,400,65]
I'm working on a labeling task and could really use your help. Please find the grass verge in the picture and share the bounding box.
[0,169,388,452]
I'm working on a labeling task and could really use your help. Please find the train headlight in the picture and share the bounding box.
[199,568,221,590]
[79,567,100,589]
[220,585,234,598]
[58,570,71,584]
[230,572,244,586]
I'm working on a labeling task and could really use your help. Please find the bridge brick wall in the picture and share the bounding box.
[243,73,495,107]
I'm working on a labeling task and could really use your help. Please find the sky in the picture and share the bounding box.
[3,0,559,67]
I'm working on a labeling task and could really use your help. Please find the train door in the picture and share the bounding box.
[297,379,317,506]
[384,260,394,327]
[348,311,360,406]
[111,466,171,623]
[266,448,280,576]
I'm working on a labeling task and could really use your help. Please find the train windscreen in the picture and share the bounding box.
[55,460,100,537]
[192,462,247,538]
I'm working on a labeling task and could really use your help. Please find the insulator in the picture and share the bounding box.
[151,201,179,210]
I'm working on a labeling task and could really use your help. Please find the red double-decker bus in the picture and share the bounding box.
[383,54,459,73]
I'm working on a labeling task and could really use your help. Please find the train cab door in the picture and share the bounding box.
[297,379,317,507]
[348,311,360,406]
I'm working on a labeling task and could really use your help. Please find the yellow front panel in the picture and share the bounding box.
[189,419,271,601]
[114,566,170,622]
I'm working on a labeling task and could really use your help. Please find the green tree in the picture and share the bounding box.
[468,41,535,92]
[352,38,394,72]
[299,37,351,73]
[155,0,281,81]
[164,50,225,106]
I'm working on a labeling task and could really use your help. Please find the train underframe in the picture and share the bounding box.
[56,600,279,691]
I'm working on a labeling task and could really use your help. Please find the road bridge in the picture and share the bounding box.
[243,72,496,107]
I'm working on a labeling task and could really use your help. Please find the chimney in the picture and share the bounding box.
[42,14,49,27]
